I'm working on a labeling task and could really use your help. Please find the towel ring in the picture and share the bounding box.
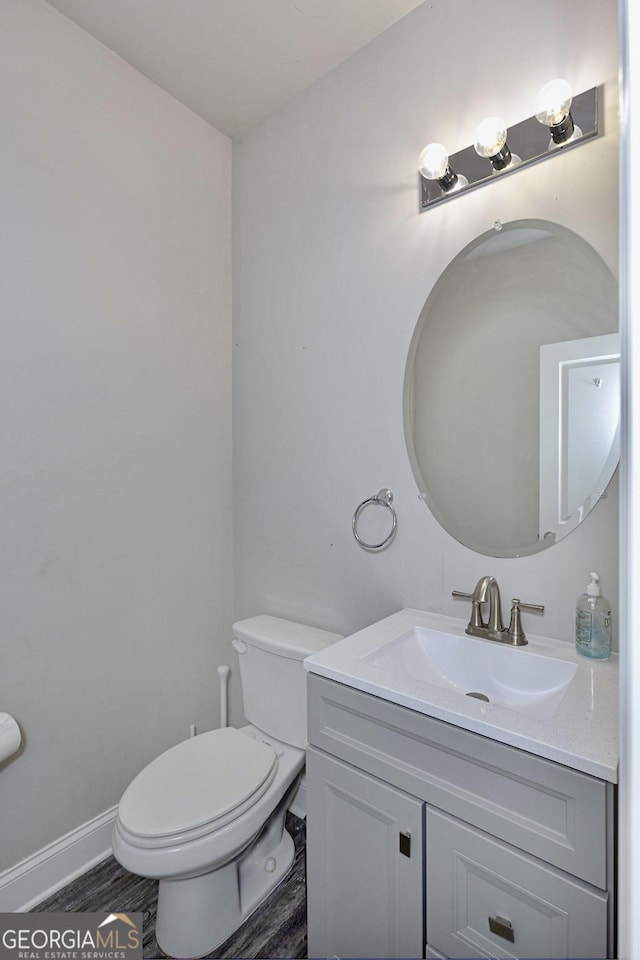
[352,488,397,551]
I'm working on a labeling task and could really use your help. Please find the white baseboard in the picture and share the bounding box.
[0,805,117,912]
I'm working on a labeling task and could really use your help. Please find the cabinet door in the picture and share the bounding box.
[307,746,424,959]
[426,808,608,959]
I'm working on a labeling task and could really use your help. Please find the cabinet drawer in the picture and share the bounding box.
[308,675,609,887]
[426,808,608,959]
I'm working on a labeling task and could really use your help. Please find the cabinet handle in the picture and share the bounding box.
[488,916,514,943]
[399,831,411,857]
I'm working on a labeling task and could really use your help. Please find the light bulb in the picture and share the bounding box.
[418,142,449,181]
[473,117,518,171]
[474,117,507,159]
[418,142,467,194]
[534,79,573,126]
[534,79,581,144]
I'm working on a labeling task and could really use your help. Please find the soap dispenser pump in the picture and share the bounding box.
[575,572,611,659]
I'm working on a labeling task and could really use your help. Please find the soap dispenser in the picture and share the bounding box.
[575,572,611,659]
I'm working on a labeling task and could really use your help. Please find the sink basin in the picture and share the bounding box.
[361,626,577,720]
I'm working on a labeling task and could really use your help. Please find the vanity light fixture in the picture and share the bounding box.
[419,82,599,210]
[418,142,467,194]
[534,78,582,145]
[473,117,520,171]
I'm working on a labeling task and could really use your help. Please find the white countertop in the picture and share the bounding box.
[304,608,619,783]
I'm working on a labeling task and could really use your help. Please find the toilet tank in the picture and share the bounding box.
[232,615,342,749]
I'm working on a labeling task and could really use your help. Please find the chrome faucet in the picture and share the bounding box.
[452,576,544,646]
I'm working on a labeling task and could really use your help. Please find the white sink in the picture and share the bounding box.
[361,625,577,720]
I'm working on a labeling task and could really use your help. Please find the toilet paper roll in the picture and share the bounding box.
[0,712,22,764]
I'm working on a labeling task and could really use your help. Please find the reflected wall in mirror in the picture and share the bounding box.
[404,219,619,558]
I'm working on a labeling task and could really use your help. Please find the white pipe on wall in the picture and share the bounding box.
[217,665,230,728]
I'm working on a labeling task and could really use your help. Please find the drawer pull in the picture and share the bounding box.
[399,831,411,857]
[488,915,514,943]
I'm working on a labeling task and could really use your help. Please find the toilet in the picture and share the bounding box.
[111,615,341,959]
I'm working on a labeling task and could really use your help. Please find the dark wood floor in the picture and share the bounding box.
[32,813,307,960]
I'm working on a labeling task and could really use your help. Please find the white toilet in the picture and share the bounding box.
[111,615,341,959]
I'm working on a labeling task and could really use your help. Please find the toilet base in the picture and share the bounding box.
[155,802,295,959]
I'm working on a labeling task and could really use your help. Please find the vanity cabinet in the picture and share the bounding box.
[306,747,424,959]
[306,675,615,960]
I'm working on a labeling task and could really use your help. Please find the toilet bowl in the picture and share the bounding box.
[112,615,341,959]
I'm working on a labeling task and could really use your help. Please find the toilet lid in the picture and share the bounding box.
[119,727,277,839]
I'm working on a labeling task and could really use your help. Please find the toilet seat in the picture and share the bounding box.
[118,727,278,848]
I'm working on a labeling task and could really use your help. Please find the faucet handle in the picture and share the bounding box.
[506,598,545,646]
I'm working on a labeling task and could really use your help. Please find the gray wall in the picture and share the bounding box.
[0,0,232,870]
[232,0,619,643]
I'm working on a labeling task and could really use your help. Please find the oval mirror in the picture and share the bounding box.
[404,219,619,558]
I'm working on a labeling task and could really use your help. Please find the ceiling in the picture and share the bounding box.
[45,0,425,138]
